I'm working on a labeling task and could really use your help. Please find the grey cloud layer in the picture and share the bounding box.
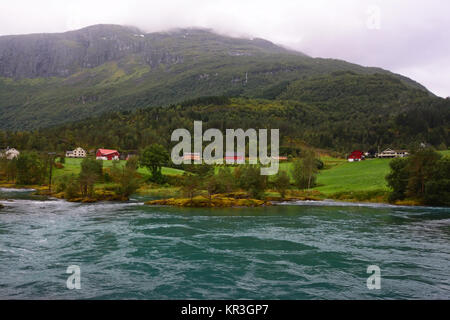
[0,0,448,97]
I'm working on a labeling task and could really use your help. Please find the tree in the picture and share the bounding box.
[184,163,214,177]
[140,144,169,183]
[302,149,319,189]
[216,167,236,193]
[273,170,291,198]
[180,173,201,202]
[110,158,141,199]
[386,148,450,205]
[236,165,267,199]
[291,160,308,190]
[386,158,409,202]
[16,152,46,185]
[64,174,79,200]
[204,174,221,202]
[406,148,441,199]
[424,156,450,206]
[0,157,18,182]
[78,158,103,197]
[291,150,318,190]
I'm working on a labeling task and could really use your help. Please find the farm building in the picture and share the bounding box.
[96,149,120,160]
[348,150,364,162]
[66,147,86,158]
[0,147,20,160]
[378,148,409,158]
[183,152,201,161]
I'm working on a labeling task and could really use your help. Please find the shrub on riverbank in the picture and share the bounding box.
[145,195,271,208]
[329,189,389,203]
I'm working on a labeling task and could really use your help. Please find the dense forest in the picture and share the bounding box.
[1,73,448,155]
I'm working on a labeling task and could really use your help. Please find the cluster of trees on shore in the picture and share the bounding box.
[2,142,449,206]
[386,148,450,206]
[56,157,142,200]
[0,143,323,201]
[173,149,321,201]
[177,165,300,201]
[0,152,48,185]
[0,152,142,200]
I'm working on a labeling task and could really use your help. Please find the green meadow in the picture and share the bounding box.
[53,158,184,180]
[313,159,391,195]
[313,150,449,196]
[277,157,391,196]
[54,151,449,199]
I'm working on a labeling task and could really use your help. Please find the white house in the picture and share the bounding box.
[66,147,87,158]
[183,152,201,161]
[378,148,409,158]
[0,147,20,160]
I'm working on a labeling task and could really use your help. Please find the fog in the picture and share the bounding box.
[0,0,449,97]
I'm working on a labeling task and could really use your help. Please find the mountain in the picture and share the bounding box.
[0,24,430,130]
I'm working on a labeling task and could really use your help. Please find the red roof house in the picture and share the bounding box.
[96,149,120,161]
[224,152,245,164]
[348,150,364,162]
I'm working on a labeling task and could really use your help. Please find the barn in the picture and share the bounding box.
[348,150,364,162]
[96,149,120,161]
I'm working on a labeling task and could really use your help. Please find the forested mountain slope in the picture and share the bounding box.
[2,84,448,153]
[0,24,429,130]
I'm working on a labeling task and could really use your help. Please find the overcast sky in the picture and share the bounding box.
[0,0,449,97]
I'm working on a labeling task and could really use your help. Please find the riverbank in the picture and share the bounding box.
[0,182,127,203]
[145,195,271,207]
[3,152,446,207]
[0,182,424,208]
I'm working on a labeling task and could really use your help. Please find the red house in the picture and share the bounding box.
[348,150,364,162]
[224,152,245,164]
[96,149,120,160]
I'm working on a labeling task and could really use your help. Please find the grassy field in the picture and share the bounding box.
[313,150,449,198]
[53,158,185,180]
[277,157,391,195]
[54,151,449,197]
[440,150,450,157]
[313,159,391,195]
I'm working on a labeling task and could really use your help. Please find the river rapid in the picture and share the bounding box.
[0,188,449,299]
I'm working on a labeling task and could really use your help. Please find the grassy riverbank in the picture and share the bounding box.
[3,150,448,206]
[0,156,394,205]
[54,158,184,179]
[313,158,391,202]
[276,157,392,202]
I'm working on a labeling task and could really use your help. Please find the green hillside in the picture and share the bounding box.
[0,24,429,130]
[2,90,448,153]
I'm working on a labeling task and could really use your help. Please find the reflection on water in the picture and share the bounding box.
[0,189,449,299]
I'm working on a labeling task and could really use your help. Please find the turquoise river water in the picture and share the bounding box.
[0,188,449,299]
